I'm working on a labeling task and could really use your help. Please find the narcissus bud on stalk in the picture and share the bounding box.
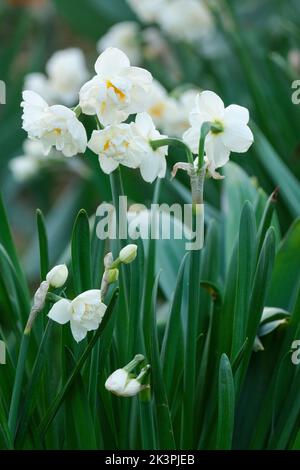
[105,354,150,397]
[46,264,68,288]
[119,244,137,264]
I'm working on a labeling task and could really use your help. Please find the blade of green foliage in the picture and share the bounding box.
[71,209,92,294]
[216,354,235,450]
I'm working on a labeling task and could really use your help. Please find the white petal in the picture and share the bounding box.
[197,91,225,120]
[98,154,119,174]
[75,289,102,304]
[224,104,249,125]
[135,112,155,137]
[222,123,254,153]
[22,90,48,109]
[95,47,130,76]
[48,299,72,324]
[70,320,87,343]
[140,152,162,183]
[205,135,230,169]
[182,127,199,154]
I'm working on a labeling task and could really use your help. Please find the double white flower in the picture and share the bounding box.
[183,91,254,176]
[88,112,167,183]
[21,91,87,157]
[79,47,152,125]
[48,289,107,343]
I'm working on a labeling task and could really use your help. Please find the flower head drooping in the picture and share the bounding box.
[21,91,87,157]
[46,264,68,289]
[97,22,141,65]
[48,290,107,342]
[105,354,150,397]
[183,90,254,177]
[79,47,152,125]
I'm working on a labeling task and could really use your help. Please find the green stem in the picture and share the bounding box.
[197,122,211,172]
[150,138,194,165]
[139,388,157,450]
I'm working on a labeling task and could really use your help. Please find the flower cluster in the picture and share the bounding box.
[21,46,253,184]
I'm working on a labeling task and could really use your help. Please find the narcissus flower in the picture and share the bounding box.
[88,123,145,174]
[97,22,141,65]
[21,91,87,157]
[46,264,68,288]
[105,369,146,397]
[134,112,168,183]
[105,354,150,397]
[157,0,213,42]
[79,47,152,125]
[48,290,107,342]
[46,48,89,106]
[183,90,254,173]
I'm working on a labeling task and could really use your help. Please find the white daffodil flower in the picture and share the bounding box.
[46,48,89,106]
[9,139,62,182]
[183,90,254,173]
[127,0,164,23]
[157,0,213,42]
[133,112,168,183]
[97,22,141,65]
[79,47,152,125]
[48,289,107,343]
[21,90,87,157]
[24,72,56,104]
[46,264,68,288]
[105,369,145,397]
[88,123,146,174]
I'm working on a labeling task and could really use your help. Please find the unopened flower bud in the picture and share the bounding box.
[46,264,68,288]
[119,244,137,264]
[105,368,147,397]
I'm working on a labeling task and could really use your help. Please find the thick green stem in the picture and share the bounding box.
[150,138,194,165]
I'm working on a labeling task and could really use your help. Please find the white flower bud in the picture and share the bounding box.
[119,244,137,264]
[46,264,68,288]
[105,368,146,397]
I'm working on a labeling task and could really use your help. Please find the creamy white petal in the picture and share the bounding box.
[139,152,163,183]
[197,91,225,120]
[222,123,254,153]
[70,320,87,343]
[205,135,230,169]
[224,104,249,125]
[95,47,130,76]
[76,289,102,304]
[99,154,120,173]
[48,299,72,324]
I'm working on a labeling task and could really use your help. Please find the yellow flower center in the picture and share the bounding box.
[104,140,110,151]
[149,102,166,118]
[106,80,126,101]
[54,128,62,135]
